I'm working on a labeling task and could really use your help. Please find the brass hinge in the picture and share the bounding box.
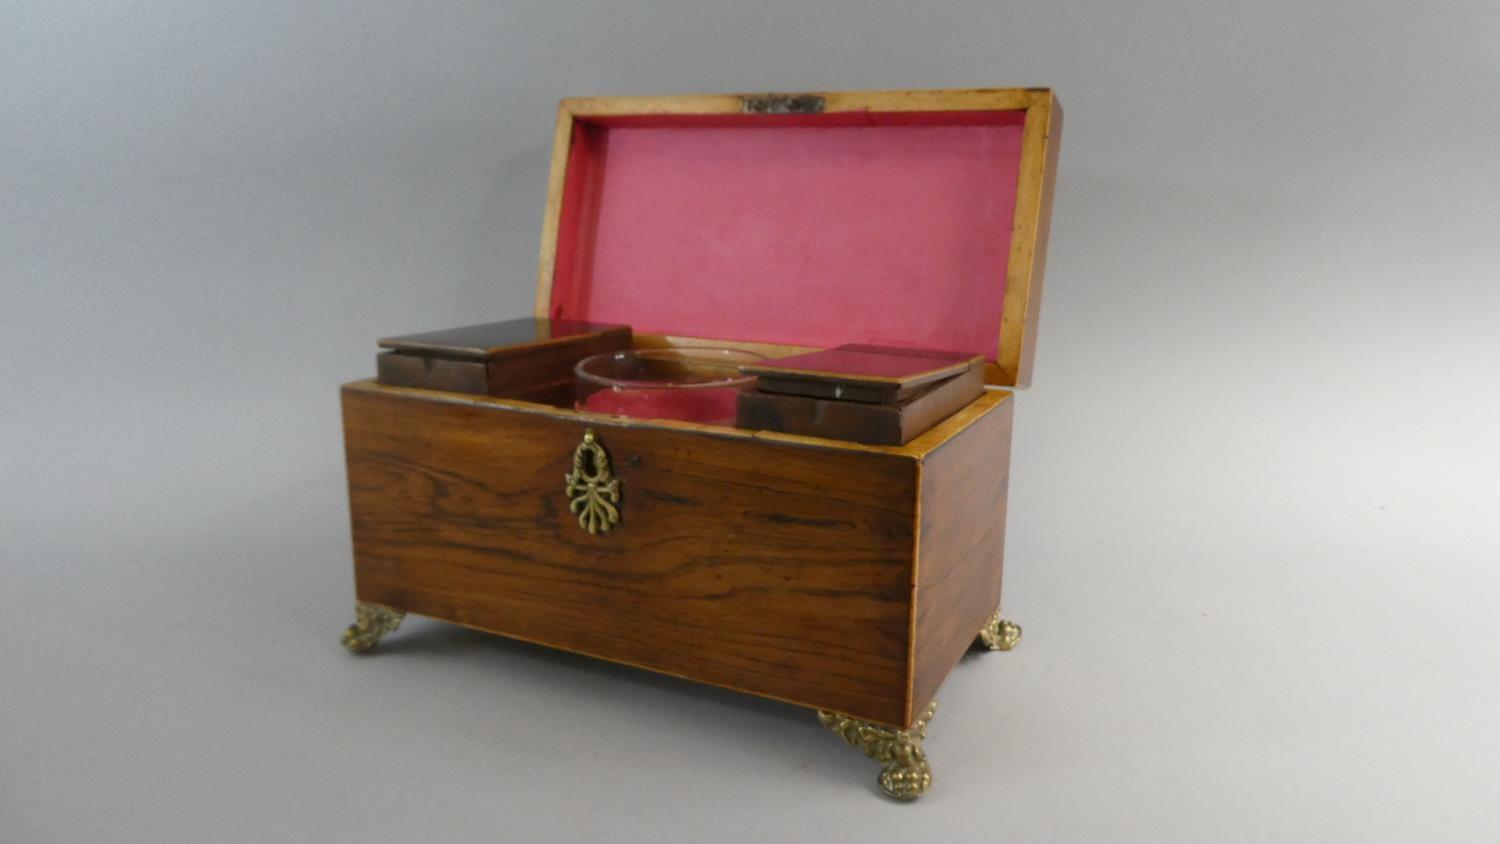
[741,94,825,115]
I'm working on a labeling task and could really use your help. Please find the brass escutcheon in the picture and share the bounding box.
[564,429,621,534]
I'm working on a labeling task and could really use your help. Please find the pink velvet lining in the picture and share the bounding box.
[548,111,1026,361]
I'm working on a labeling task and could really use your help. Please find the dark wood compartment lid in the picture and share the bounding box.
[741,344,984,404]
[737,364,985,445]
[378,317,630,360]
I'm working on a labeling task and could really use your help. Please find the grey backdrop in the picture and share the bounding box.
[4,1,1498,841]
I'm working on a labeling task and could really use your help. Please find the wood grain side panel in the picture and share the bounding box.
[911,395,1014,713]
[342,385,918,725]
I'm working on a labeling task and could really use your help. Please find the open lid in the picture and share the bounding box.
[535,88,1062,388]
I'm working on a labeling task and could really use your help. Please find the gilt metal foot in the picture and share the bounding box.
[341,602,405,653]
[817,699,937,801]
[977,611,1022,651]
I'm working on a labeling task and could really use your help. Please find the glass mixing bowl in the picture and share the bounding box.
[574,348,763,425]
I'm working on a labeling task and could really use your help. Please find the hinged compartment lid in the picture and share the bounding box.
[743,344,983,404]
[378,318,629,361]
[536,88,1061,388]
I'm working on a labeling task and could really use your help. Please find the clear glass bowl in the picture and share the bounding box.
[574,348,763,425]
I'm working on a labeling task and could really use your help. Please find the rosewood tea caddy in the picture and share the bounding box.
[339,87,1061,800]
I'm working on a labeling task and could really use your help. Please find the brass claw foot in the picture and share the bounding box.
[817,699,937,801]
[977,611,1022,651]
[341,602,405,653]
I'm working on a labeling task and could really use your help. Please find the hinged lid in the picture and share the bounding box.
[742,344,983,404]
[535,88,1061,388]
[379,318,629,360]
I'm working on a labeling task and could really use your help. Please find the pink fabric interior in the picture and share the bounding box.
[548,111,1027,361]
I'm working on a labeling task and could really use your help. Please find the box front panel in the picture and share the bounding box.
[343,384,917,725]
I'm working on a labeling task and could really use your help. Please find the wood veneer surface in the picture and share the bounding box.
[343,384,922,725]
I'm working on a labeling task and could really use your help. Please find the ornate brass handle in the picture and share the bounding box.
[564,429,620,534]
